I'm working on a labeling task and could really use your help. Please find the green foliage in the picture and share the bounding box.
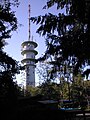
[31,0,90,75]
[25,86,40,97]
[0,72,21,99]
[69,74,90,109]
[0,0,20,100]
[38,81,61,100]
[36,62,55,84]
[31,0,90,109]
[0,2,18,44]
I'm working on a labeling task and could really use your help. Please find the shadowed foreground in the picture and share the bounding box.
[0,97,90,120]
[1,104,64,120]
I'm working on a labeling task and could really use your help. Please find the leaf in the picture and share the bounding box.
[36,16,41,24]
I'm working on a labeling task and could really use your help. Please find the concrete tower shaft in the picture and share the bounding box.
[21,40,38,87]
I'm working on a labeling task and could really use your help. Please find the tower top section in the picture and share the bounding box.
[21,40,38,48]
[28,4,31,41]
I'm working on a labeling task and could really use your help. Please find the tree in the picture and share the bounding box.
[36,61,55,85]
[39,81,61,100]
[31,0,90,75]
[0,0,20,101]
[24,85,40,97]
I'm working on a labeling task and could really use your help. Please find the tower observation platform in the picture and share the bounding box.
[21,40,38,87]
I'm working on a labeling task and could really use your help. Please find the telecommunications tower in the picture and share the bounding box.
[21,4,38,87]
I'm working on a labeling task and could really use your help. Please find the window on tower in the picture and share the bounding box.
[27,73,29,76]
[31,55,34,58]
[27,66,29,71]
[28,43,30,46]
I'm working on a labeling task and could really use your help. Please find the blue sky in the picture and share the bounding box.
[4,0,62,62]
[4,0,47,61]
[4,0,89,85]
[4,0,64,85]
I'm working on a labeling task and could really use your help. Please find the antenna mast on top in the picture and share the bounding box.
[28,3,31,41]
